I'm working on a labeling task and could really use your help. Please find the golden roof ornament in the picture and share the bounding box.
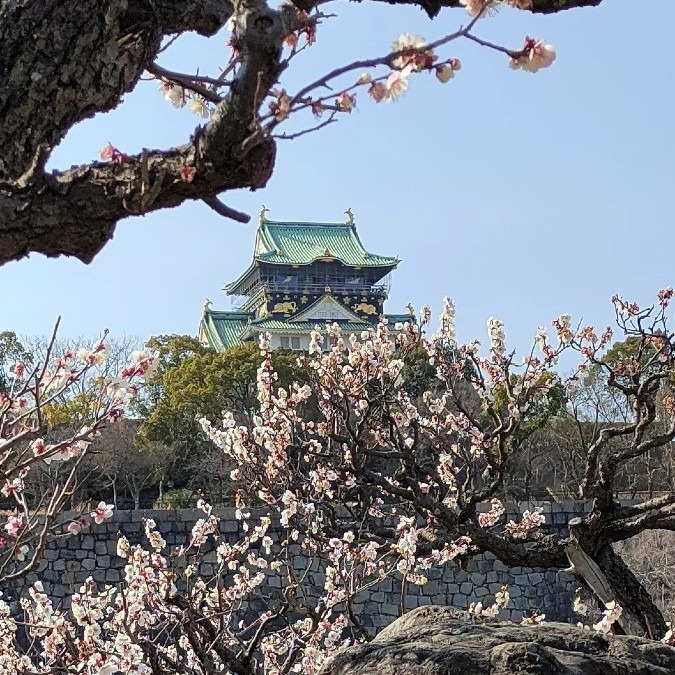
[345,208,355,225]
[202,298,213,316]
[259,205,270,225]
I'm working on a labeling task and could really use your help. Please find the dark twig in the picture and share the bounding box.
[202,197,251,223]
[147,63,224,104]
[273,114,337,140]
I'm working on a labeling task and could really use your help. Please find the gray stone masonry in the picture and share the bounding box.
[6,501,589,628]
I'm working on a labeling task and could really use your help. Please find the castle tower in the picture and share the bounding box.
[199,209,411,351]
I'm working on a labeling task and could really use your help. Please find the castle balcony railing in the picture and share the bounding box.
[232,283,389,309]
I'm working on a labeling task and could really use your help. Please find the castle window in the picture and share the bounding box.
[291,337,301,350]
[280,336,290,349]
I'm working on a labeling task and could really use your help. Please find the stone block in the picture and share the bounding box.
[512,596,527,610]
[477,560,491,574]
[52,584,67,598]
[453,595,468,609]
[493,560,508,573]
[475,587,489,598]
[470,573,484,586]
[82,559,96,571]
[106,569,121,583]
[43,548,59,561]
[423,580,443,595]
[380,603,399,616]
[460,582,473,595]
[528,572,544,585]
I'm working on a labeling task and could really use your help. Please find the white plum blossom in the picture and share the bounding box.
[509,37,556,73]
[91,502,114,525]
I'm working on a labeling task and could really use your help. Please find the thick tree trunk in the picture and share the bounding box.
[595,545,667,638]
[567,515,668,638]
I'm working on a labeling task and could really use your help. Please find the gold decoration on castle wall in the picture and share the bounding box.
[345,208,355,225]
[259,205,270,224]
[273,301,296,314]
[301,296,309,304]
[352,302,377,315]
[258,304,269,318]
[324,285,332,294]
[343,296,351,304]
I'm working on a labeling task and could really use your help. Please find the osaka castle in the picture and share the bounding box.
[198,208,412,352]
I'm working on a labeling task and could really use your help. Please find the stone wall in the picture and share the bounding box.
[6,501,589,628]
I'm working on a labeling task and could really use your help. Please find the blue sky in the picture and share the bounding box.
[2,1,674,355]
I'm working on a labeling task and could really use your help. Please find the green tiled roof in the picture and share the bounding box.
[200,311,253,351]
[384,313,417,325]
[256,220,398,267]
[249,318,374,333]
[201,310,415,351]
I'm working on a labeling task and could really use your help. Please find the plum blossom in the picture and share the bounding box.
[91,502,114,525]
[76,340,108,366]
[189,95,210,118]
[521,610,546,625]
[390,33,436,72]
[368,81,387,102]
[460,0,500,17]
[385,68,410,101]
[158,79,186,107]
[593,600,622,634]
[504,507,546,535]
[1,478,23,498]
[478,498,505,528]
[67,518,89,536]
[336,91,356,112]
[487,317,506,356]
[4,515,23,537]
[509,37,556,73]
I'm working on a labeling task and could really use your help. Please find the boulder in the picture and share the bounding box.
[319,606,675,675]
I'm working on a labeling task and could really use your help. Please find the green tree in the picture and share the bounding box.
[0,331,31,394]
[137,338,306,502]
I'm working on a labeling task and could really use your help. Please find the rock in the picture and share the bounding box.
[319,606,675,675]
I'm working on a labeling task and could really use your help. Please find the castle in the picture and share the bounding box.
[199,208,411,351]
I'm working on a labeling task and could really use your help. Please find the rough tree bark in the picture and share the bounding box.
[0,0,605,265]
